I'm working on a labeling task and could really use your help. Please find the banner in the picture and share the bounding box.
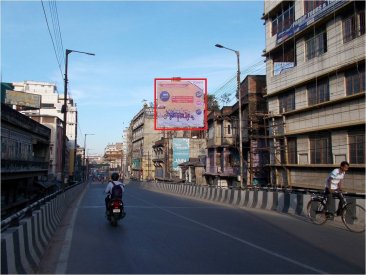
[276,0,348,45]
[155,78,207,130]
[172,138,190,170]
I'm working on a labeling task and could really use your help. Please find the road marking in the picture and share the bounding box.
[55,184,88,274]
[129,193,328,274]
[79,205,227,209]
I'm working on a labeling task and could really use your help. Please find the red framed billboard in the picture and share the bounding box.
[154,78,208,131]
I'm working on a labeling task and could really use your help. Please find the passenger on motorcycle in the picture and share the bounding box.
[105,172,125,215]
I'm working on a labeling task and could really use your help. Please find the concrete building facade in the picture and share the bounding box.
[263,0,365,192]
[1,103,51,218]
[28,115,64,181]
[130,106,163,180]
[13,81,78,179]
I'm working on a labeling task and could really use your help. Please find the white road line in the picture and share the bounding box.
[129,193,328,274]
[54,185,88,274]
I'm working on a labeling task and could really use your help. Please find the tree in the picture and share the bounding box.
[207,94,220,112]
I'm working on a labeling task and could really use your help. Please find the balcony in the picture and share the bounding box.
[1,159,49,174]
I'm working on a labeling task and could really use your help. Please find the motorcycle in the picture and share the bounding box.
[106,198,126,226]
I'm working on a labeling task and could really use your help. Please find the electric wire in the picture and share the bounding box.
[40,0,64,80]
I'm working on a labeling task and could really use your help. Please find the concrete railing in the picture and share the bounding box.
[1,182,86,274]
[140,182,365,217]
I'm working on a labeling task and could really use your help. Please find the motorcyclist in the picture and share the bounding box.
[105,172,125,215]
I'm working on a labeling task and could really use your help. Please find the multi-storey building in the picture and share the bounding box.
[263,0,365,192]
[1,103,51,218]
[152,130,206,182]
[130,105,163,180]
[28,115,64,181]
[205,106,237,187]
[13,81,78,179]
[205,75,268,187]
[104,143,123,171]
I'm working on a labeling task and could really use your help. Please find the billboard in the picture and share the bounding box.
[4,90,41,109]
[154,78,207,130]
[172,138,190,170]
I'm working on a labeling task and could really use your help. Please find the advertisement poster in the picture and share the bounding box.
[4,90,41,109]
[154,78,207,130]
[172,138,190,170]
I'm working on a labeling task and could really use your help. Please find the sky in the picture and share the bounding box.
[1,0,265,155]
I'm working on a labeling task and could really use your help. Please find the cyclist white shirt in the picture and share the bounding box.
[325,168,345,190]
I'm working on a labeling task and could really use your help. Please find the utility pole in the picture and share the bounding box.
[215,44,244,189]
[61,49,95,187]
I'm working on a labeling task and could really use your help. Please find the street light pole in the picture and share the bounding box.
[83,133,95,181]
[61,49,95,186]
[215,44,244,189]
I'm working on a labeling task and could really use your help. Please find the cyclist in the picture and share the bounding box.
[324,161,349,217]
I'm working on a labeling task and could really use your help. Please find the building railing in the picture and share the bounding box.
[1,159,49,173]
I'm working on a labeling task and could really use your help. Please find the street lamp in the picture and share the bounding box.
[61,49,95,186]
[83,133,95,181]
[215,43,244,189]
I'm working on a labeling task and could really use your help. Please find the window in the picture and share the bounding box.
[307,78,329,106]
[310,134,332,164]
[304,0,326,14]
[287,138,297,164]
[41,103,55,109]
[349,130,365,164]
[271,3,295,36]
[273,44,296,75]
[306,29,327,60]
[345,65,365,95]
[343,11,365,43]
[227,124,231,135]
[279,91,295,113]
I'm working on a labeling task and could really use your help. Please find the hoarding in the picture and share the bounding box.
[154,78,207,130]
[172,138,190,170]
[4,90,41,109]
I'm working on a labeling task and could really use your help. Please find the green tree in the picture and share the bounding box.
[207,94,220,112]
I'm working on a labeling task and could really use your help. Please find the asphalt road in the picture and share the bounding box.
[40,180,365,274]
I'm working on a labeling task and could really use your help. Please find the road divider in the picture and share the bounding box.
[1,182,86,274]
[139,182,365,218]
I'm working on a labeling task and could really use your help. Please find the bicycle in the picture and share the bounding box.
[307,192,365,233]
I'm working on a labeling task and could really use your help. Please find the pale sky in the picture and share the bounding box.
[1,0,265,154]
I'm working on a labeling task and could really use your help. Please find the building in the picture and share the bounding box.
[205,75,268,187]
[205,106,238,187]
[234,75,269,186]
[152,131,206,182]
[104,143,123,171]
[12,81,78,180]
[1,103,51,218]
[263,0,365,192]
[130,105,164,180]
[28,115,64,181]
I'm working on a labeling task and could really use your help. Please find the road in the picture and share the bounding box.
[38,180,365,274]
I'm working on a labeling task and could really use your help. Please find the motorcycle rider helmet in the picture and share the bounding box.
[111,172,119,181]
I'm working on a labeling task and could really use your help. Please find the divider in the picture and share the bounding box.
[141,182,365,222]
[1,182,86,274]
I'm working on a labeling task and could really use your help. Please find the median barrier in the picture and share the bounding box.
[139,181,365,220]
[1,182,86,274]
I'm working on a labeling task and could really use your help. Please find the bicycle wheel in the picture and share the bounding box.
[341,203,365,233]
[307,199,327,225]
